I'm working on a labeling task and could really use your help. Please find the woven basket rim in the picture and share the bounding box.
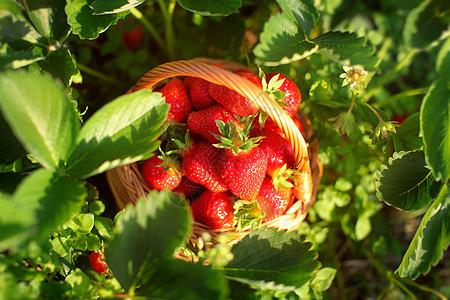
[106,59,322,248]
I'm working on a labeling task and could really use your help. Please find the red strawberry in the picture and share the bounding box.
[292,115,307,139]
[183,76,197,92]
[141,156,182,191]
[191,190,235,229]
[234,176,293,230]
[218,146,268,200]
[266,73,301,117]
[173,176,205,200]
[252,127,295,178]
[182,141,228,193]
[208,70,262,117]
[255,176,293,222]
[123,25,144,51]
[89,252,108,274]
[160,78,193,123]
[189,77,217,110]
[187,105,238,143]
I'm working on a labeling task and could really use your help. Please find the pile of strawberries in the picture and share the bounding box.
[140,67,306,230]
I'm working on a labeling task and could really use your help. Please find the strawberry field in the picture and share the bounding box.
[0,0,449,299]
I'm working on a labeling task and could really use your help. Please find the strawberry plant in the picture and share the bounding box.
[1,0,449,299]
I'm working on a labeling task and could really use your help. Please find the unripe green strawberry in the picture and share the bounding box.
[141,156,182,191]
[208,70,262,117]
[182,141,228,193]
[160,78,193,123]
[191,190,235,229]
[187,105,238,143]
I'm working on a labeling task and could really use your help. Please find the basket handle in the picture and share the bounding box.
[131,59,311,173]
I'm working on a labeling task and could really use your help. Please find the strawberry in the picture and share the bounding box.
[89,252,108,274]
[182,141,228,193]
[187,104,238,143]
[256,176,293,221]
[189,77,217,110]
[183,76,197,92]
[218,147,268,200]
[252,127,295,178]
[141,156,182,191]
[160,78,193,123]
[214,119,268,200]
[208,70,262,117]
[191,190,235,229]
[292,115,307,139]
[173,176,205,200]
[234,176,293,230]
[123,25,144,51]
[266,73,301,117]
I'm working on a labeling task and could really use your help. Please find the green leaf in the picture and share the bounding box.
[312,31,377,70]
[105,190,192,291]
[0,48,44,70]
[38,48,80,86]
[65,0,129,40]
[0,169,87,249]
[66,269,99,299]
[90,0,145,14]
[309,267,337,293]
[403,0,447,49]
[420,79,450,181]
[223,228,320,292]
[375,151,442,211]
[137,259,228,300]
[66,90,168,178]
[396,183,450,280]
[94,216,114,239]
[355,214,371,241]
[276,0,319,37]
[253,13,318,66]
[24,0,70,44]
[394,113,423,152]
[177,0,242,17]
[0,71,80,170]
[436,37,450,79]
[64,213,95,233]
[0,0,42,47]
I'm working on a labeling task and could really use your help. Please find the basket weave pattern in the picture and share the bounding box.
[106,59,322,246]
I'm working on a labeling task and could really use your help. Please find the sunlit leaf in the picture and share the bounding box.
[420,79,450,181]
[375,150,442,211]
[396,184,450,280]
[65,0,129,40]
[105,191,192,290]
[312,31,377,70]
[90,0,145,14]
[0,71,80,170]
[66,90,168,178]
[177,0,241,17]
[223,228,320,292]
[277,0,319,37]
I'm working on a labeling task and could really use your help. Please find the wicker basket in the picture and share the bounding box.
[106,59,322,248]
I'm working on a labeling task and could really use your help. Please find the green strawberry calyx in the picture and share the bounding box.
[272,164,301,191]
[233,199,264,231]
[212,119,264,156]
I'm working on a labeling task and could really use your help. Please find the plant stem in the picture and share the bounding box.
[373,87,428,108]
[165,0,177,60]
[328,229,348,300]
[399,277,448,300]
[130,7,167,54]
[76,63,120,85]
[363,102,384,123]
